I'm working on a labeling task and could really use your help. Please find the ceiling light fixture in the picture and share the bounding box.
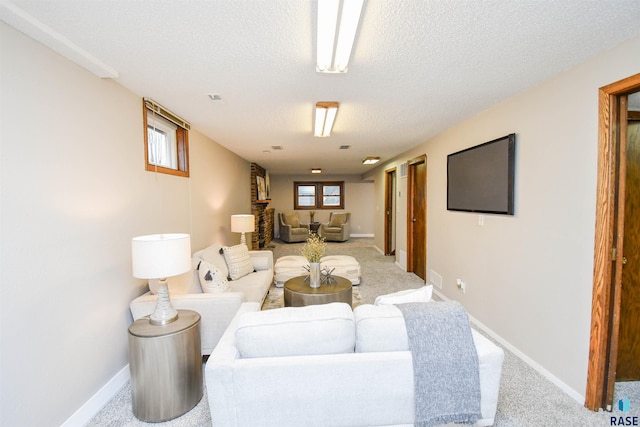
[362,156,380,165]
[316,0,365,73]
[312,168,322,174]
[314,101,339,137]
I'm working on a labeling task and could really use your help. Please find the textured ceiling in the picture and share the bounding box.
[3,0,640,175]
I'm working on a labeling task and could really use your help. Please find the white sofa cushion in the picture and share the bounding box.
[221,244,254,281]
[374,285,433,305]
[235,302,355,358]
[197,260,230,293]
[228,270,273,302]
[353,304,409,353]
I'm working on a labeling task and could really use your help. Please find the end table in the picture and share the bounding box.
[128,309,203,422]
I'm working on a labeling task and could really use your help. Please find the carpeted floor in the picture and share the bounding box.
[89,238,639,426]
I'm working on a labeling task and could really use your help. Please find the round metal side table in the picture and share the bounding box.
[128,309,202,422]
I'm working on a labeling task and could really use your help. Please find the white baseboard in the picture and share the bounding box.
[62,364,130,427]
[432,289,585,405]
[350,233,374,238]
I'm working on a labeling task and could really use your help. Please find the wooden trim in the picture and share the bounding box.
[293,181,345,210]
[406,155,427,274]
[586,73,640,411]
[142,100,190,178]
[384,167,397,256]
[628,110,640,121]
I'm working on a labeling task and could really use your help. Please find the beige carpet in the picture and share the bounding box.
[263,237,425,309]
[88,237,640,426]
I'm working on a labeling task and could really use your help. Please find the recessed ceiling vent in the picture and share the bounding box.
[271,145,283,150]
[208,94,223,102]
[339,145,351,150]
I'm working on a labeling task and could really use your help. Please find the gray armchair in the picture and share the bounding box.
[278,212,310,243]
[319,212,350,242]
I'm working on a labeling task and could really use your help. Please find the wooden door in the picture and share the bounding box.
[616,114,640,380]
[384,168,396,256]
[586,73,640,411]
[407,156,427,282]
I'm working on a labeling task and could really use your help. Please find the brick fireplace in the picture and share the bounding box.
[250,163,274,250]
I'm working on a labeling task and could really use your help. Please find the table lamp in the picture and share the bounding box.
[231,214,255,246]
[131,233,191,326]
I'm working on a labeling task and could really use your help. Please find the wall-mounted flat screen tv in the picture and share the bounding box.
[447,133,516,215]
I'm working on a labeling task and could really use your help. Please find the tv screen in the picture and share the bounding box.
[447,134,516,215]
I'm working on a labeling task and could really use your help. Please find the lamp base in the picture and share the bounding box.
[149,279,178,326]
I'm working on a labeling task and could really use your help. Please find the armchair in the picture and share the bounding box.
[319,212,350,242]
[278,212,310,243]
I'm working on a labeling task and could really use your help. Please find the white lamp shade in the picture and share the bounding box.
[131,233,191,279]
[231,215,255,233]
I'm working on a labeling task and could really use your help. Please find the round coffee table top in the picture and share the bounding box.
[283,275,352,307]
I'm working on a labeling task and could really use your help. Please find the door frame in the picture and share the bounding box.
[585,73,640,411]
[384,167,396,256]
[406,154,427,281]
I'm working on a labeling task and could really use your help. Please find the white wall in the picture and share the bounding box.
[268,174,375,237]
[365,36,640,400]
[0,22,250,426]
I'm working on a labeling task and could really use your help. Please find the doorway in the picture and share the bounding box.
[586,73,640,411]
[384,168,397,256]
[616,94,640,381]
[407,155,427,282]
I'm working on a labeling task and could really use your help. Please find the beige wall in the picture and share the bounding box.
[0,22,250,426]
[268,174,375,237]
[365,36,640,400]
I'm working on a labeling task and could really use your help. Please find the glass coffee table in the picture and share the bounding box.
[283,275,352,307]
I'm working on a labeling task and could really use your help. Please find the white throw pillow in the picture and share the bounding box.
[235,302,355,358]
[374,285,433,305]
[197,260,229,293]
[221,244,254,281]
[353,304,409,353]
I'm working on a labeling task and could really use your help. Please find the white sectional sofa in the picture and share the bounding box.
[205,301,504,427]
[130,244,273,355]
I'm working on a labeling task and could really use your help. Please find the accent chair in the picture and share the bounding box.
[278,212,310,243]
[319,212,350,242]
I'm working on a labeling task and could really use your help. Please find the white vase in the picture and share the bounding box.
[309,262,321,288]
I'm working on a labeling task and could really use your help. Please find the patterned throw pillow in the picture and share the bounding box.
[197,260,229,293]
[221,244,254,280]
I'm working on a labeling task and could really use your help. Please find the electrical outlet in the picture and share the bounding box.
[456,279,466,293]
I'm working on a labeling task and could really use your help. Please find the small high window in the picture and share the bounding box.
[294,181,344,209]
[143,98,189,177]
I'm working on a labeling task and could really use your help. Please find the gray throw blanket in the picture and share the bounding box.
[396,301,482,427]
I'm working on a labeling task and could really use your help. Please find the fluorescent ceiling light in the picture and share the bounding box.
[314,101,339,137]
[362,156,380,165]
[311,168,322,174]
[317,0,365,73]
